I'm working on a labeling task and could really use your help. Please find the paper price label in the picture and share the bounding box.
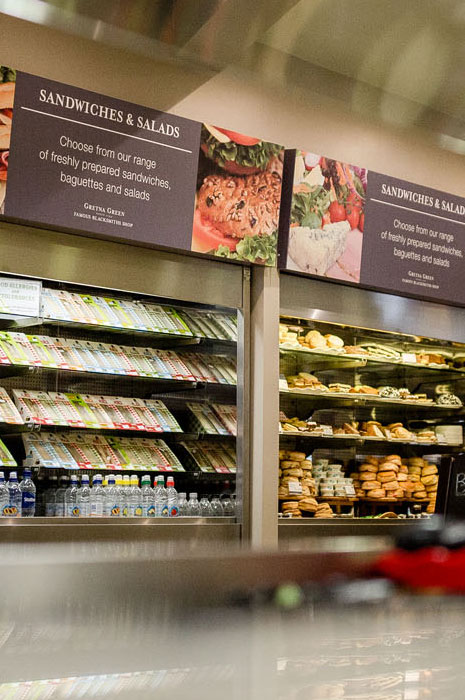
[288,482,303,495]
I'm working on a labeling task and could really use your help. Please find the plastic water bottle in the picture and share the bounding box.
[210,496,224,517]
[0,472,9,517]
[115,475,124,516]
[178,492,189,517]
[199,496,213,517]
[65,475,80,517]
[90,474,104,517]
[35,473,46,516]
[188,492,201,517]
[77,473,91,517]
[105,475,120,517]
[7,472,21,517]
[154,476,168,517]
[55,476,69,517]
[19,468,36,518]
[129,475,142,517]
[121,475,131,517]
[166,476,179,517]
[141,475,155,517]
[45,475,57,517]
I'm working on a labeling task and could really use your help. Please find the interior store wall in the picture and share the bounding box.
[0,13,463,196]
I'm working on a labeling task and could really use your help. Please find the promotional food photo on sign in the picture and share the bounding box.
[286,151,366,282]
[0,65,15,213]
[191,124,285,266]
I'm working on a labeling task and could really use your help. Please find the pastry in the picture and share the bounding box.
[329,383,352,393]
[397,473,408,482]
[366,488,386,498]
[355,489,365,498]
[300,460,313,471]
[298,497,318,512]
[360,471,379,481]
[324,334,344,349]
[358,463,378,473]
[350,385,378,395]
[378,386,400,399]
[280,460,301,469]
[288,451,307,462]
[279,450,288,460]
[344,345,368,355]
[365,456,379,466]
[361,480,382,490]
[379,463,400,473]
[437,393,462,406]
[343,422,360,435]
[408,466,422,475]
[413,490,428,499]
[281,476,300,484]
[393,488,405,498]
[391,426,412,440]
[378,471,398,483]
[384,481,400,491]
[422,465,438,477]
[385,455,402,465]
[305,330,327,349]
[422,474,439,486]
[282,468,304,478]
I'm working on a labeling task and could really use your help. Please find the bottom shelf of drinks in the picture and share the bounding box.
[0,469,237,519]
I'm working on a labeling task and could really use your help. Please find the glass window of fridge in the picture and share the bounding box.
[0,276,241,524]
[278,316,465,521]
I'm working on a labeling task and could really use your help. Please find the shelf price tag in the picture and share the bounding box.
[288,482,303,495]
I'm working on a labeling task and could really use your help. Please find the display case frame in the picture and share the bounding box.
[0,219,250,545]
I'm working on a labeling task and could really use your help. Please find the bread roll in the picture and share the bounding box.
[360,472,379,482]
[305,330,327,348]
[422,474,438,486]
[385,454,402,465]
[379,462,399,473]
[359,463,378,473]
[409,473,421,482]
[399,465,409,474]
[361,480,382,490]
[300,460,313,470]
[378,471,397,483]
[397,472,407,482]
[422,465,438,477]
[365,456,379,466]
[409,457,424,466]
[394,488,405,498]
[281,460,301,469]
[288,451,307,461]
[325,333,344,348]
[282,468,303,478]
[366,489,386,498]
[384,481,400,491]
[298,497,318,512]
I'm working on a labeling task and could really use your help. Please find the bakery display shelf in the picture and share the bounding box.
[278,432,461,450]
[279,389,461,412]
[45,318,236,349]
[359,497,430,505]
[279,345,465,376]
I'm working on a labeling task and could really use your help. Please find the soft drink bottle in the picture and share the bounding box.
[65,475,80,517]
[130,475,142,517]
[44,475,57,517]
[7,472,21,517]
[55,476,69,517]
[105,475,120,517]
[19,468,36,518]
[141,475,155,517]
[90,474,104,517]
[0,471,9,517]
[166,476,179,517]
[154,475,168,517]
[77,474,91,517]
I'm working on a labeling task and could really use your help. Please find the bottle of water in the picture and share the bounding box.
[115,475,124,516]
[65,475,80,517]
[77,473,91,517]
[188,492,201,517]
[166,476,179,517]
[129,475,142,517]
[105,475,120,517]
[178,492,189,517]
[0,471,9,517]
[7,472,21,517]
[90,474,104,517]
[141,475,155,517]
[121,474,131,517]
[199,496,213,517]
[55,476,69,517]
[44,475,57,517]
[221,495,235,516]
[210,496,224,517]
[154,476,168,517]
[19,468,36,518]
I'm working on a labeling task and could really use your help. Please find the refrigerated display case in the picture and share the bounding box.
[278,274,465,543]
[0,221,249,545]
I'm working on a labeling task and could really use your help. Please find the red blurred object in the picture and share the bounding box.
[375,546,465,592]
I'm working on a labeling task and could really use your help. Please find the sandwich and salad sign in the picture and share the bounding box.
[0,65,284,266]
[279,150,465,306]
[1,61,464,303]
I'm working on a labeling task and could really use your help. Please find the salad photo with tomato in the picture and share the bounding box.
[191,124,284,266]
[287,151,367,283]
